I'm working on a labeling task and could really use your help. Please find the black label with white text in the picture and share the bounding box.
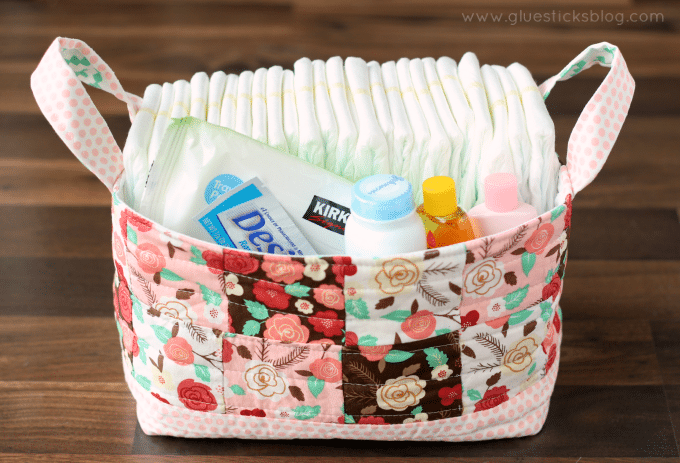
[302,195,351,235]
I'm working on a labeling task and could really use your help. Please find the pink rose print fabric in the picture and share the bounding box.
[222,334,343,423]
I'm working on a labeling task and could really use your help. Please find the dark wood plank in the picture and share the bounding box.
[651,320,680,385]
[130,386,677,457]
[0,257,114,317]
[0,114,131,161]
[0,206,112,258]
[0,159,111,206]
[0,316,123,382]
[559,319,663,386]
[568,208,680,260]
[2,457,675,463]
[0,381,136,454]
[665,385,680,457]
[561,261,680,320]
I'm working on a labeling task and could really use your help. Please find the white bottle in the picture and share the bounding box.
[344,174,426,256]
[467,173,538,237]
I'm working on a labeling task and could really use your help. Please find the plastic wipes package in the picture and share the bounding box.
[139,117,353,255]
[194,178,317,255]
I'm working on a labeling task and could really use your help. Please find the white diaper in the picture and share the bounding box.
[312,59,338,170]
[207,71,227,125]
[219,74,238,130]
[235,70,253,137]
[294,58,326,167]
[396,58,431,203]
[147,82,174,170]
[459,53,493,208]
[190,72,209,120]
[123,83,161,209]
[282,69,299,157]
[265,66,288,153]
[326,56,358,178]
[346,57,390,179]
[380,60,413,185]
[251,67,268,144]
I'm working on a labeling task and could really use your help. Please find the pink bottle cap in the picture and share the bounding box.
[485,173,519,213]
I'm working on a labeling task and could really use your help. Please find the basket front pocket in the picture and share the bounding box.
[222,334,344,423]
[342,332,463,425]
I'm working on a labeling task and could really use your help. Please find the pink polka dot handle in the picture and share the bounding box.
[539,42,635,196]
[30,37,143,193]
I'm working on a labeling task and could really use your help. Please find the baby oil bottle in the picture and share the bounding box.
[416,176,476,248]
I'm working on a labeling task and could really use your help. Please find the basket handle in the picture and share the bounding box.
[30,37,142,193]
[539,42,634,197]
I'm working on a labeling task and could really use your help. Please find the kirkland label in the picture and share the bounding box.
[302,195,351,235]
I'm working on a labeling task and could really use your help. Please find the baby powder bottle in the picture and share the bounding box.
[344,174,426,256]
[467,173,538,237]
[416,176,476,248]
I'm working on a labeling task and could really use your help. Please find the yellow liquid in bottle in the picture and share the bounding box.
[416,205,476,248]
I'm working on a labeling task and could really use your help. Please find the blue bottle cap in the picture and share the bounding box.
[351,174,415,221]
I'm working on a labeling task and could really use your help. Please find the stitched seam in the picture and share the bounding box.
[344,341,458,355]
[227,300,345,324]
[227,333,339,353]
[344,374,462,385]
[347,406,463,417]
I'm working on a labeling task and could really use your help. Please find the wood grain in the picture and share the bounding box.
[0,316,123,382]
[650,320,680,385]
[0,257,114,317]
[0,382,136,454]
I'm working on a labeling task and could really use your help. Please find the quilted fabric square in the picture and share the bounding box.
[222,334,343,423]
[344,250,466,347]
[342,332,463,425]
[459,296,562,414]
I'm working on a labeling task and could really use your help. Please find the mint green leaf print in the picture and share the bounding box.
[190,245,207,265]
[545,269,555,284]
[285,282,311,298]
[245,300,268,320]
[423,347,449,368]
[307,376,325,398]
[346,299,370,320]
[411,406,423,415]
[358,334,378,346]
[160,268,183,281]
[540,301,553,322]
[199,283,222,306]
[293,405,321,420]
[131,293,144,323]
[194,364,210,383]
[135,373,151,391]
[384,350,415,363]
[242,320,261,336]
[521,252,536,277]
[504,285,529,311]
[344,414,356,424]
[551,205,566,222]
[508,309,532,326]
[151,325,171,344]
[435,328,452,336]
[527,362,537,376]
[230,384,246,396]
[467,389,482,402]
[127,225,137,245]
[137,339,149,365]
[380,310,412,323]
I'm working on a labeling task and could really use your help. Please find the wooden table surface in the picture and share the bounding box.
[1,0,680,461]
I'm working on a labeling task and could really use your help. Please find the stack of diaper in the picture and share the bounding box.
[124,54,561,215]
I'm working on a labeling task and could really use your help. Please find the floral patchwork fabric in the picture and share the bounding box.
[222,334,343,422]
[110,185,571,432]
[459,297,561,414]
[343,332,462,425]
[458,197,570,329]
[344,250,467,347]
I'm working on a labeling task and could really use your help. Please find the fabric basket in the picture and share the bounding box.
[31,37,634,441]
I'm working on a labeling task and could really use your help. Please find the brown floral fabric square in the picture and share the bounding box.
[342,332,462,425]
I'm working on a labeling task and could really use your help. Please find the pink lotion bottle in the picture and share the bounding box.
[467,173,537,237]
